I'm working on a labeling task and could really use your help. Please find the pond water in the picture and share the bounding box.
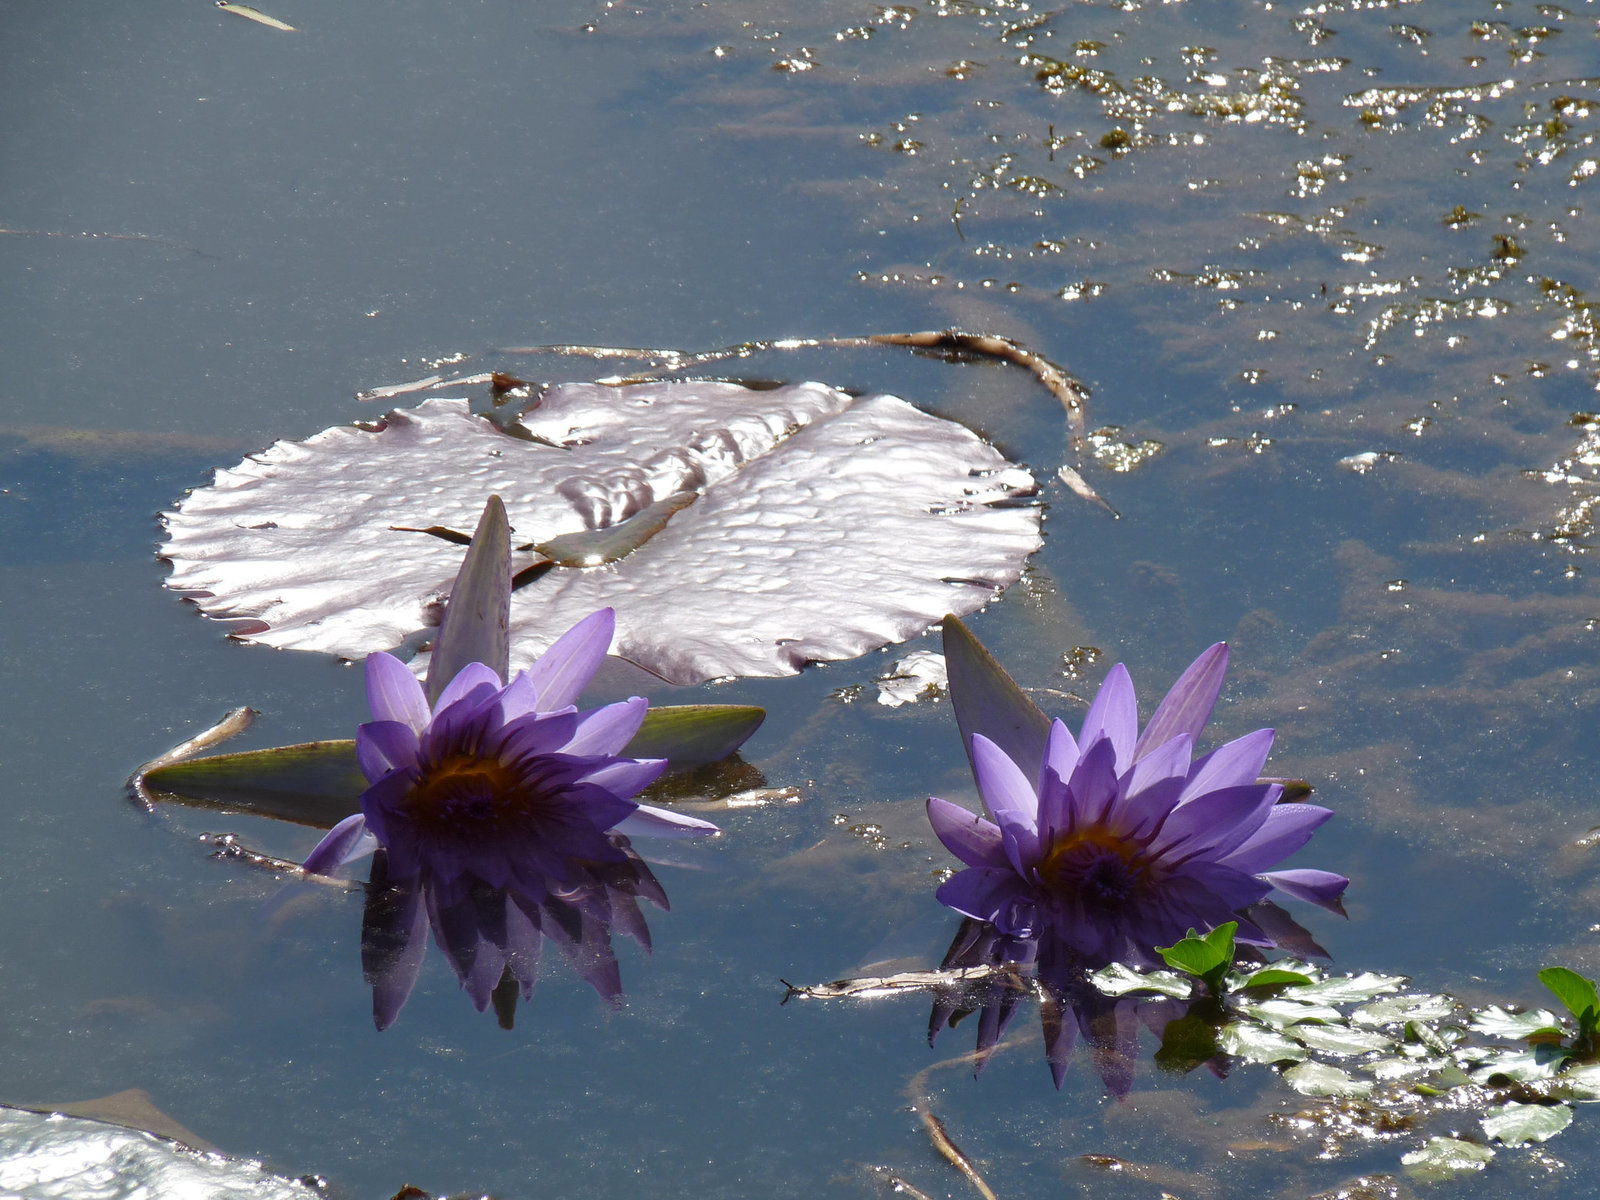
[4,0,1600,1196]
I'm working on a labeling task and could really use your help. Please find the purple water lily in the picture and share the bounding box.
[304,607,719,1028]
[929,638,1346,951]
[925,617,1348,1089]
[307,609,717,884]
[301,495,723,1028]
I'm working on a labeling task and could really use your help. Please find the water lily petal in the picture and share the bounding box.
[301,813,376,875]
[492,670,542,723]
[1034,764,1072,846]
[356,719,420,781]
[362,864,429,1032]
[493,710,581,763]
[1164,858,1273,914]
[563,697,649,757]
[1040,718,1080,787]
[365,651,430,731]
[1079,663,1138,773]
[1134,642,1227,759]
[1180,728,1275,802]
[1219,804,1334,874]
[432,661,503,715]
[1149,783,1278,859]
[943,614,1051,789]
[1259,868,1349,913]
[579,757,669,802]
[1122,732,1192,805]
[927,797,1009,869]
[425,494,512,703]
[1062,735,1120,830]
[936,866,1027,927]
[524,608,615,711]
[971,734,1041,872]
[610,803,721,839]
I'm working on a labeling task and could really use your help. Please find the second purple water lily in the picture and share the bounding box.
[926,616,1348,1089]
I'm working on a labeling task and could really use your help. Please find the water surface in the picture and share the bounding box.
[4,1,1600,1195]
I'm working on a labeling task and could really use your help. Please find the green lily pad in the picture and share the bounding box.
[616,704,767,768]
[138,703,764,828]
[162,385,1043,685]
[141,741,364,828]
[1237,967,1314,992]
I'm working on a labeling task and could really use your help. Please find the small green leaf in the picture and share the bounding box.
[1550,1061,1600,1100]
[1238,967,1313,992]
[1157,922,1237,991]
[1467,1046,1570,1084]
[426,494,512,702]
[1481,1101,1573,1146]
[1405,1019,1452,1054]
[1538,966,1600,1029]
[1434,1063,1475,1089]
[141,741,364,829]
[1371,1056,1434,1083]
[624,704,765,767]
[1240,997,1343,1029]
[1401,1136,1493,1181]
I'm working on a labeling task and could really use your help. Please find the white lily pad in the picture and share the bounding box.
[1481,1101,1573,1145]
[1239,998,1343,1029]
[1287,1022,1397,1057]
[1401,1136,1494,1180]
[161,384,1042,685]
[1290,972,1406,1005]
[1351,993,1457,1027]
[1219,1020,1307,1065]
[1282,1060,1373,1098]
[1551,1061,1600,1101]
[1469,1005,1561,1040]
[1089,962,1194,999]
[1467,1047,1569,1084]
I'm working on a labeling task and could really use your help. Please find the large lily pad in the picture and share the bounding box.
[161,382,1041,684]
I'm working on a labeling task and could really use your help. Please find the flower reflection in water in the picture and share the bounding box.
[361,832,669,1030]
[926,902,1326,1095]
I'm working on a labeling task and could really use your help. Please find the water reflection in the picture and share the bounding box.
[928,899,1326,1095]
[360,834,667,1031]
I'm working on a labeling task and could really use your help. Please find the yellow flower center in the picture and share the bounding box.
[408,751,533,831]
[1038,827,1150,906]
